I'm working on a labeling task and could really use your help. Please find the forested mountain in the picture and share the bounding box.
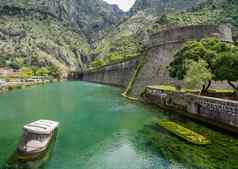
[0,0,237,75]
[0,0,125,74]
[90,0,238,68]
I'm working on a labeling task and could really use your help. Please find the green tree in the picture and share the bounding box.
[90,59,105,68]
[48,65,62,80]
[8,57,25,70]
[35,68,49,76]
[19,68,34,79]
[169,37,238,93]
[9,62,21,70]
[213,51,238,92]
[157,14,169,25]
[184,60,213,94]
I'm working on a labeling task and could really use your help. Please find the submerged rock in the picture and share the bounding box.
[159,120,209,145]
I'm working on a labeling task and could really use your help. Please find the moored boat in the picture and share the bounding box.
[17,119,59,160]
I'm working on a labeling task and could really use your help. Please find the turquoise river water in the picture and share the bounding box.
[0,81,238,169]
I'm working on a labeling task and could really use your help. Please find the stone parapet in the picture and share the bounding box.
[142,86,238,133]
[145,24,233,48]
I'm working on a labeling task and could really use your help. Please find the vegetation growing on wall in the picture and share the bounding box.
[122,55,146,98]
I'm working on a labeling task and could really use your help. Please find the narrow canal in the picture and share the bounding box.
[0,81,238,169]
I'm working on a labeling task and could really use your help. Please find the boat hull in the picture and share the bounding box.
[17,129,57,161]
[4,133,57,169]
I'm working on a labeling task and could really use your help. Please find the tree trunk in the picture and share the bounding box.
[200,80,211,95]
[200,84,206,95]
[228,80,238,93]
[205,80,211,92]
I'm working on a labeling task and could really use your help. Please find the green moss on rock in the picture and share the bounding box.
[159,120,210,145]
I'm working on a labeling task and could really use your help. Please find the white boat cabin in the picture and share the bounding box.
[24,120,59,135]
[18,120,59,154]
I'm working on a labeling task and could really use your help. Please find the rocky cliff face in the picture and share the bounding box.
[0,0,126,75]
[0,13,91,74]
[0,0,125,41]
[129,0,208,15]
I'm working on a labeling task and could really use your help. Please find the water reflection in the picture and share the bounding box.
[3,134,57,169]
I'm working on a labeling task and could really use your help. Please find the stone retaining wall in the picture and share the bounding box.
[142,86,238,132]
[81,59,138,87]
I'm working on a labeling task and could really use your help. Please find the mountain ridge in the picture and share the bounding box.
[0,0,238,78]
[0,0,126,41]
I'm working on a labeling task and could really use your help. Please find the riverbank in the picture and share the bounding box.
[0,80,54,93]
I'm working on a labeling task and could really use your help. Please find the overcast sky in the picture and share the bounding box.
[104,0,136,11]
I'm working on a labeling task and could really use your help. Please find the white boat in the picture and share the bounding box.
[17,120,59,159]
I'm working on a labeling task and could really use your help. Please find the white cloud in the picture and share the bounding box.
[104,0,136,11]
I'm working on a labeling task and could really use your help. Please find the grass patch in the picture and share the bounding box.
[147,85,177,92]
[147,85,234,94]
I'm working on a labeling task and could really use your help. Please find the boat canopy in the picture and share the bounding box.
[24,120,59,135]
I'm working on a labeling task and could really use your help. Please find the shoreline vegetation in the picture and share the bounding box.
[0,66,64,93]
[0,79,59,94]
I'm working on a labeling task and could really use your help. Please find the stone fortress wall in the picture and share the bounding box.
[128,24,233,97]
[81,59,138,87]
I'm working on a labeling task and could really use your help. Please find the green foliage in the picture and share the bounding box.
[19,67,33,78]
[95,32,143,66]
[48,65,63,80]
[159,120,209,145]
[8,62,21,70]
[169,37,220,80]
[157,14,169,25]
[105,35,141,62]
[3,57,25,70]
[89,59,105,69]
[213,51,238,82]
[35,67,49,76]
[213,50,238,91]
[184,60,212,89]
[148,85,177,92]
[139,116,238,169]
[169,37,238,91]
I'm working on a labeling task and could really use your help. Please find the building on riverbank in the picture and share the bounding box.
[0,68,19,78]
